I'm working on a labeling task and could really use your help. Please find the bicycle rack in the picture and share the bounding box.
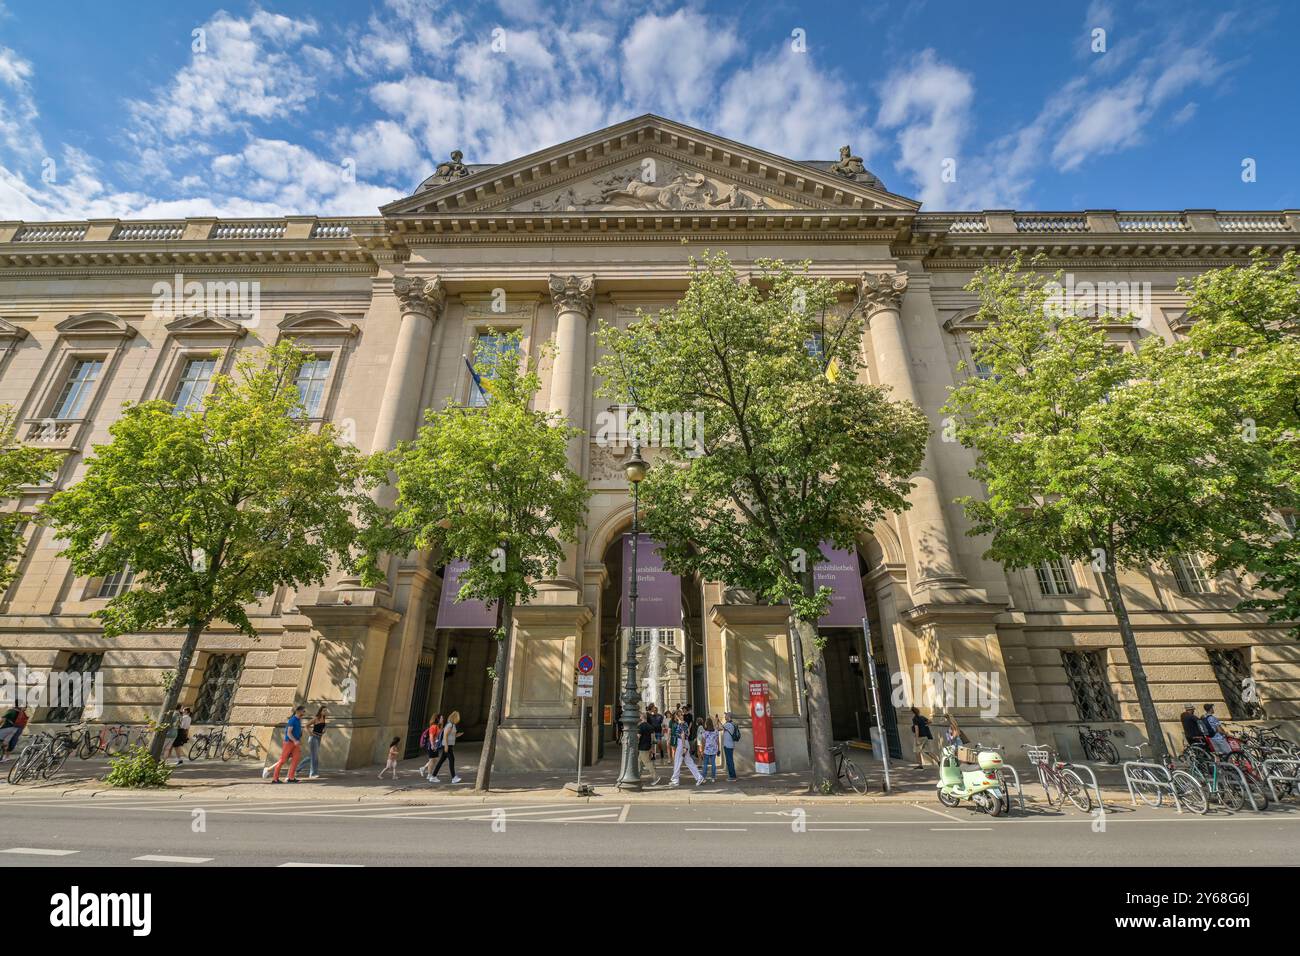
[997,764,1024,812]
[1216,760,1262,811]
[1123,760,1185,813]
[1262,758,1300,802]
[1068,761,1106,813]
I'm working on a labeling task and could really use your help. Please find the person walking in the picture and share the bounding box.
[429,710,460,783]
[700,717,720,782]
[420,713,444,780]
[0,705,26,758]
[379,736,400,780]
[168,706,192,765]
[637,711,661,785]
[270,705,306,783]
[670,711,704,787]
[304,707,328,779]
[647,704,664,762]
[720,711,740,782]
[911,707,935,768]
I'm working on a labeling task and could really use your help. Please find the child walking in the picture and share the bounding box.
[379,736,400,780]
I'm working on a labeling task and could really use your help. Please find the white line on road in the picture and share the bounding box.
[277,862,364,867]
[914,804,966,823]
[929,827,993,832]
[2,847,78,856]
[133,855,213,864]
[618,804,630,824]
[684,827,747,832]
[809,827,871,832]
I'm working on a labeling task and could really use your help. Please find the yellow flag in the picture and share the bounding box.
[825,356,841,383]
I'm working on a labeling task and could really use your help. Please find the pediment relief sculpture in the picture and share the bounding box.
[515,160,778,213]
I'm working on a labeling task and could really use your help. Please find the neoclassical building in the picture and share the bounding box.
[1,115,1296,771]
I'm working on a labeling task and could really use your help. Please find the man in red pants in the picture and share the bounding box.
[271,705,306,783]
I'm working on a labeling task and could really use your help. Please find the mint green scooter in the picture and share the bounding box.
[937,743,1010,816]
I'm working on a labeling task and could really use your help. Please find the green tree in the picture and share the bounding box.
[376,332,589,792]
[0,405,62,592]
[1176,252,1300,637]
[43,342,382,760]
[594,253,929,791]
[943,257,1282,760]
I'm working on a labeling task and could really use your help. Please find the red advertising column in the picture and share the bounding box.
[748,680,777,774]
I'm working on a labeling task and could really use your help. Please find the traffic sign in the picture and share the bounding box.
[577,654,595,674]
[576,685,594,698]
[576,674,594,686]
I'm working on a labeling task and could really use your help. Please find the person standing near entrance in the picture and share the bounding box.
[720,711,740,782]
[430,710,460,783]
[700,718,720,782]
[637,711,661,785]
[910,707,935,768]
[670,711,704,787]
[420,713,444,780]
[271,705,305,783]
[647,704,665,762]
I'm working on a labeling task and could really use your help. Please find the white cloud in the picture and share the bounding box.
[0,45,43,161]
[620,11,741,121]
[875,50,973,205]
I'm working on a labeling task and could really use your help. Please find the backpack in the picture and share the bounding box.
[419,727,431,749]
[728,722,741,743]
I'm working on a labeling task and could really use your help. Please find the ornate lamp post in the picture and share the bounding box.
[616,438,649,791]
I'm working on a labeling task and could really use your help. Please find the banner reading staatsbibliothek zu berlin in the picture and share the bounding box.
[814,544,867,628]
[621,534,681,629]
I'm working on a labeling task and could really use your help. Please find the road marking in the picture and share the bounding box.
[133,854,213,864]
[914,804,966,823]
[684,827,747,832]
[618,804,630,824]
[2,847,78,856]
[810,827,871,832]
[277,862,363,867]
[929,827,993,832]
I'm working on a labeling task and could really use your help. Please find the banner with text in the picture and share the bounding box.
[815,544,867,627]
[621,534,681,629]
[436,560,498,629]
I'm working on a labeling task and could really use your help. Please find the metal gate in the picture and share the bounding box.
[874,661,903,759]
[404,653,435,759]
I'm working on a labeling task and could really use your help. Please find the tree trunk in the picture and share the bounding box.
[148,619,205,762]
[1099,564,1168,763]
[474,598,514,792]
[792,614,838,792]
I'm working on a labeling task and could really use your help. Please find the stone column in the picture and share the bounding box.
[861,271,965,590]
[541,274,595,593]
[370,275,446,456]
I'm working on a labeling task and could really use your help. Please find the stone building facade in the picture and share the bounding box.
[1,115,1297,771]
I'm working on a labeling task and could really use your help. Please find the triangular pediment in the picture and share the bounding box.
[0,317,29,342]
[382,115,918,218]
[165,313,250,338]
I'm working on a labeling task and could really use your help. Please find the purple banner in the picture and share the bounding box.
[815,544,867,627]
[621,534,681,629]
[435,560,498,629]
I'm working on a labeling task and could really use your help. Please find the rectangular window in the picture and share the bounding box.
[1172,553,1212,595]
[1207,649,1263,720]
[45,652,104,723]
[192,653,245,724]
[170,357,217,414]
[804,332,825,362]
[1060,650,1119,721]
[97,564,134,599]
[1034,557,1077,596]
[294,357,332,418]
[630,628,678,649]
[52,359,104,419]
[468,332,519,407]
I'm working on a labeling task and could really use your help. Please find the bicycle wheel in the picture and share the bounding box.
[1130,767,1164,807]
[1061,768,1093,812]
[1040,770,1064,807]
[7,751,32,784]
[1098,738,1120,765]
[105,732,128,756]
[1171,771,1208,814]
[187,739,206,761]
[76,734,95,760]
[43,745,73,779]
[842,758,868,794]
[1216,773,1247,811]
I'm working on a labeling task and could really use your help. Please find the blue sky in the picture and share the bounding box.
[0,0,1296,220]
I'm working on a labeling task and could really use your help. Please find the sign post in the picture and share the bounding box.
[569,655,596,796]
[862,617,891,793]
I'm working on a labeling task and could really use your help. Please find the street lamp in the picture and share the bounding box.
[616,437,649,791]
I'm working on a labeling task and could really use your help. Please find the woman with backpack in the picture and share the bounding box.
[420,713,444,780]
[429,710,460,784]
[720,711,740,782]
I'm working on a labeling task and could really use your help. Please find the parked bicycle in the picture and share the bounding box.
[1176,743,1256,811]
[76,722,134,759]
[186,726,227,761]
[6,732,77,784]
[1123,743,1208,814]
[831,742,868,794]
[1022,744,1092,812]
[220,727,260,761]
[1071,724,1120,764]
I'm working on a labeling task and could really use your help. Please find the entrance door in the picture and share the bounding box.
[823,630,870,740]
[404,653,434,758]
[436,632,494,740]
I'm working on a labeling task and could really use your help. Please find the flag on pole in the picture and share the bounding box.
[464,354,486,402]
[825,356,841,383]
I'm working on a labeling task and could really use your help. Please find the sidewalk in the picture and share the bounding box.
[0,742,1141,807]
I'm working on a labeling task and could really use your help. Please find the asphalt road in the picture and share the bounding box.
[1,793,1297,866]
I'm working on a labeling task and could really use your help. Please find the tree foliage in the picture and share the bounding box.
[594,252,929,790]
[0,405,62,592]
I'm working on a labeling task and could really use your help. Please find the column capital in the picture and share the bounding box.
[393,275,446,321]
[859,271,909,317]
[548,273,596,318]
